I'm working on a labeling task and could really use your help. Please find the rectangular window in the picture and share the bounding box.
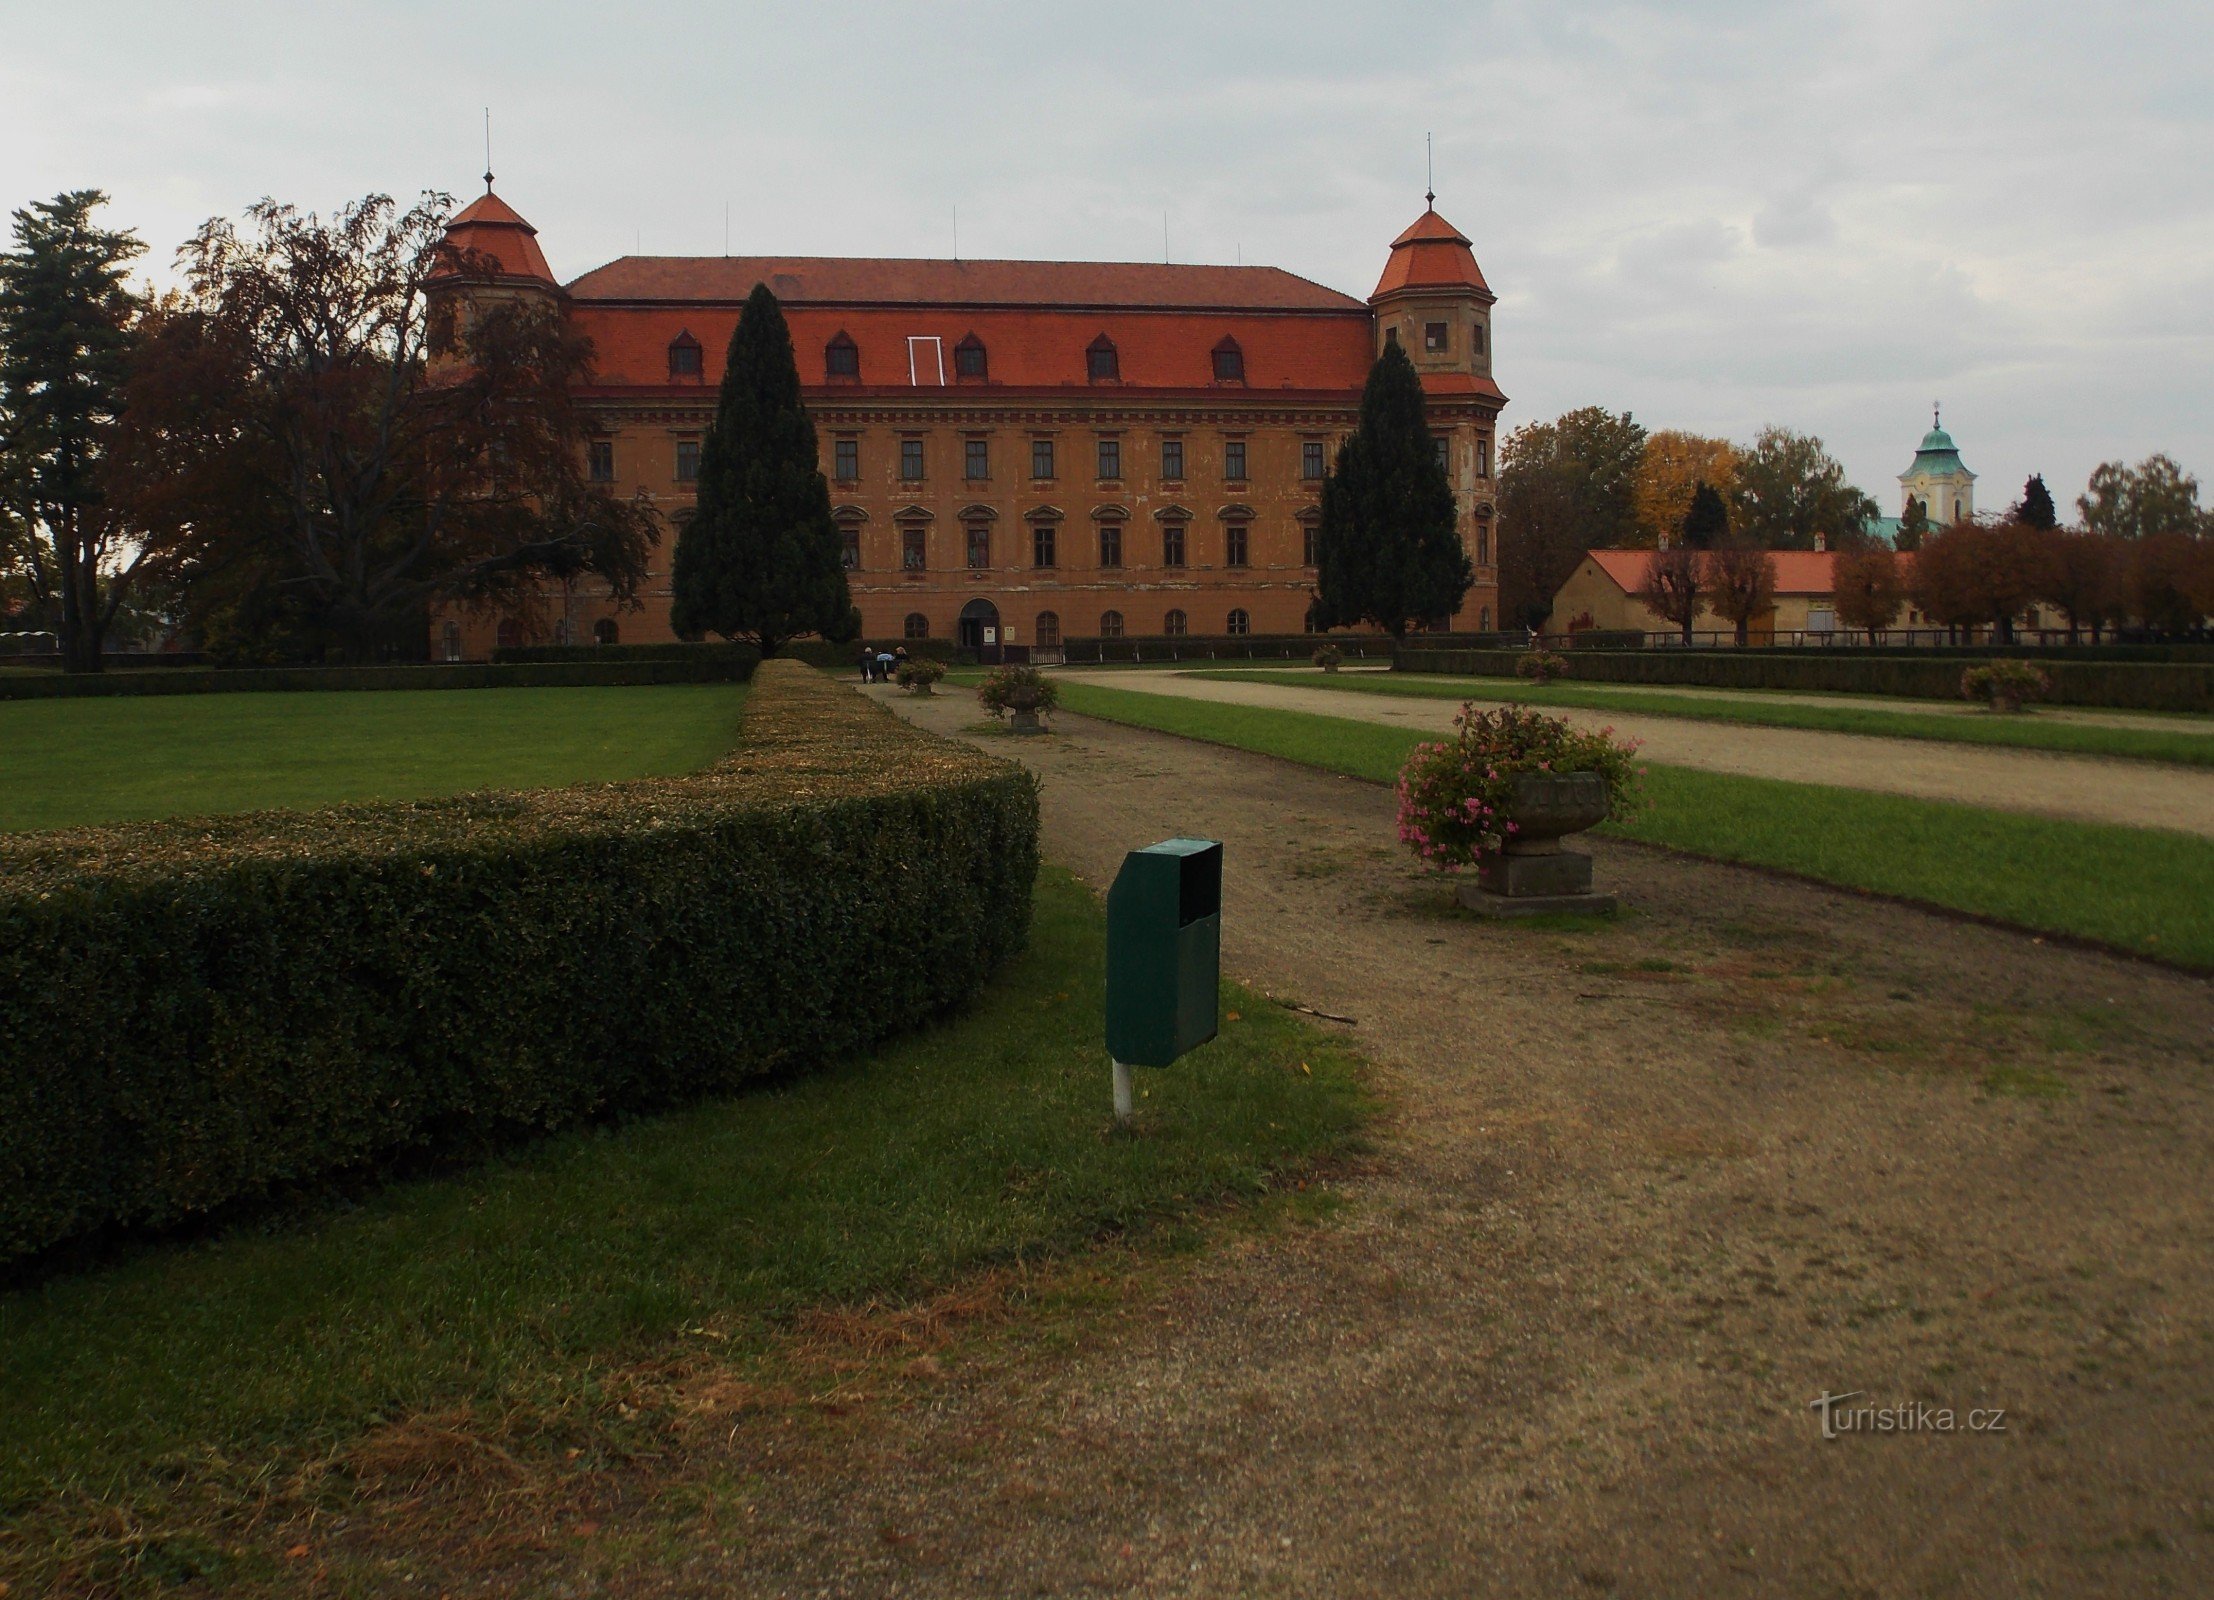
[1432,436,1450,472]
[588,440,615,482]
[1098,522,1122,569]
[965,438,989,480]
[1161,437,1184,480]
[966,522,990,568]
[955,340,987,378]
[900,437,924,481]
[1225,522,1249,568]
[1424,321,1449,352]
[1301,440,1324,481]
[1303,523,1320,566]
[675,439,700,483]
[1097,436,1121,480]
[1472,323,1485,354]
[901,525,926,570]
[1032,522,1056,568]
[1163,523,1186,568]
[1223,439,1246,481]
[834,437,859,482]
[1478,437,1492,478]
[841,526,860,570]
[1031,437,1055,479]
[1476,526,1491,566]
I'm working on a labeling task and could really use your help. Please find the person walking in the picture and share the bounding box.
[858,645,875,683]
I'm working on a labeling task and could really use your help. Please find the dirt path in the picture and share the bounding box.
[1083,668,2214,840]
[642,692,2214,1599]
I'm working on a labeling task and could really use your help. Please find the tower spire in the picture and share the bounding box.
[483,108,494,192]
[1425,132,1435,209]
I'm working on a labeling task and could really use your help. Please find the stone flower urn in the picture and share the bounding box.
[1005,684,1046,734]
[1456,770,1616,917]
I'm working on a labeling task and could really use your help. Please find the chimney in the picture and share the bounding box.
[1814,532,1828,552]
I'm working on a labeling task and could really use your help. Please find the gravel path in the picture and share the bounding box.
[664,693,2214,1599]
[1086,668,2214,839]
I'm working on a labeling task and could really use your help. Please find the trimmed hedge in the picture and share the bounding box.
[1395,648,2214,713]
[0,657,758,701]
[494,639,973,671]
[0,662,1039,1265]
[1061,634,1396,665]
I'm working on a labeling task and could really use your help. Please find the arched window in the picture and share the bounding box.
[440,620,461,661]
[1086,334,1119,381]
[668,330,703,378]
[1036,610,1062,648]
[825,332,860,379]
[1226,608,1250,636]
[594,618,620,645]
[954,332,987,380]
[1099,609,1125,640]
[904,612,930,639]
[1163,608,1188,637]
[1211,336,1245,383]
[554,617,572,646]
[496,617,523,649]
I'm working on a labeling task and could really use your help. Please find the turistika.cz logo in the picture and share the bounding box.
[1809,1391,2008,1440]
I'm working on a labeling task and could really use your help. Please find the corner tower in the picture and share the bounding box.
[1370,203,1506,629]
[428,180,564,347]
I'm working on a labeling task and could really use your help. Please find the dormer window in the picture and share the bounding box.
[1086,334,1119,382]
[954,333,988,379]
[668,331,703,378]
[1211,337,1245,383]
[825,332,860,378]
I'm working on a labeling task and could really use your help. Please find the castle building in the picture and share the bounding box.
[430,186,1504,656]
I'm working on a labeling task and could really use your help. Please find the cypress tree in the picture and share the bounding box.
[2018,473,2058,529]
[1313,341,1471,637]
[1679,480,1729,548]
[1895,496,1929,551]
[670,283,851,656]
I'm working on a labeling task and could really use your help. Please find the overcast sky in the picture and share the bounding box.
[4,1,2208,515]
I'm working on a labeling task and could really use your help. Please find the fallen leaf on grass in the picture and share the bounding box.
[285,1546,310,1559]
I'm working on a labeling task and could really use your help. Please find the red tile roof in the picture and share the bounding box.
[437,188,555,283]
[571,301,1378,394]
[1584,548,1908,596]
[565,255,1367,312]
[1372,207,1491,299]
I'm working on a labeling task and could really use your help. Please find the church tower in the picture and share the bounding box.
[1368,201,1505,628]
[1899,406,1976,525]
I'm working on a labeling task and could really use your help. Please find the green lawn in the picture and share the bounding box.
[0,684,747,832]
[1182,668,2214,767]
[0,867,1366,1590]
[1055,681,2214,970]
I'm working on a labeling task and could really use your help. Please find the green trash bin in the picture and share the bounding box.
[1105,838,1222,1116]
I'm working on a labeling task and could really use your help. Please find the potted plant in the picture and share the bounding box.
[1961,659,2049,714]
[1396,703,1643,916]
[895,657,947,695]
[1515,647,1569,684]
[1313,643,1344,673]
[977,664,1057,733]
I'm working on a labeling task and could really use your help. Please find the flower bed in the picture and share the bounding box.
[1395,703,1643,869]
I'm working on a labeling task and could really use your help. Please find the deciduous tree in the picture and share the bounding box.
[1312,340,1470,637]
[1636,544,1704,645]
[0,191,145,672]
[1733,426,1880,550]
[669,283,853,655]
[1633,430,1735,548]
[1908,521,1983,643]
[2079,454,2203,541]
[1495,405,1644,627]
[128,193,659,662]
[1833,545,1904,643]
[1706,541,1777,646]
[2038,529,2126,644]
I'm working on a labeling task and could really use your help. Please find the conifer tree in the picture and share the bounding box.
[1679,480,1729,548]
[1895,496,1929,551]
[2018,473,2058,529]
[670,283,851,656]
[1313,341,1471,637]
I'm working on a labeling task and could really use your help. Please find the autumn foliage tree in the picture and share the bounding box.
[1637,544,1705,645]
[1832,545,1904,643]
[1706,541,1778,645]
[1495,405,1645,628]
[117,193,659,661]
[1633,430,1736,548]
[2039,529,2126,644]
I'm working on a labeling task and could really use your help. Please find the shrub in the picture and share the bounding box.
[1395,703,1642,870]
[1515,647,1570,683]
[0,657,757,701]
[896,657,947,692]
[1312,643,1344,670]
[977,664,1058,719]
[1962,659,2051,712]
[0,662,1039,1265]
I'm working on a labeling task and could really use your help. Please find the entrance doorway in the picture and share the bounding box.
[958,598,1001,656]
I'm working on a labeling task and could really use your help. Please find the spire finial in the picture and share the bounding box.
[483,108,494,192]
[1425,132,1435,208]
[1933,400,1941,429]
